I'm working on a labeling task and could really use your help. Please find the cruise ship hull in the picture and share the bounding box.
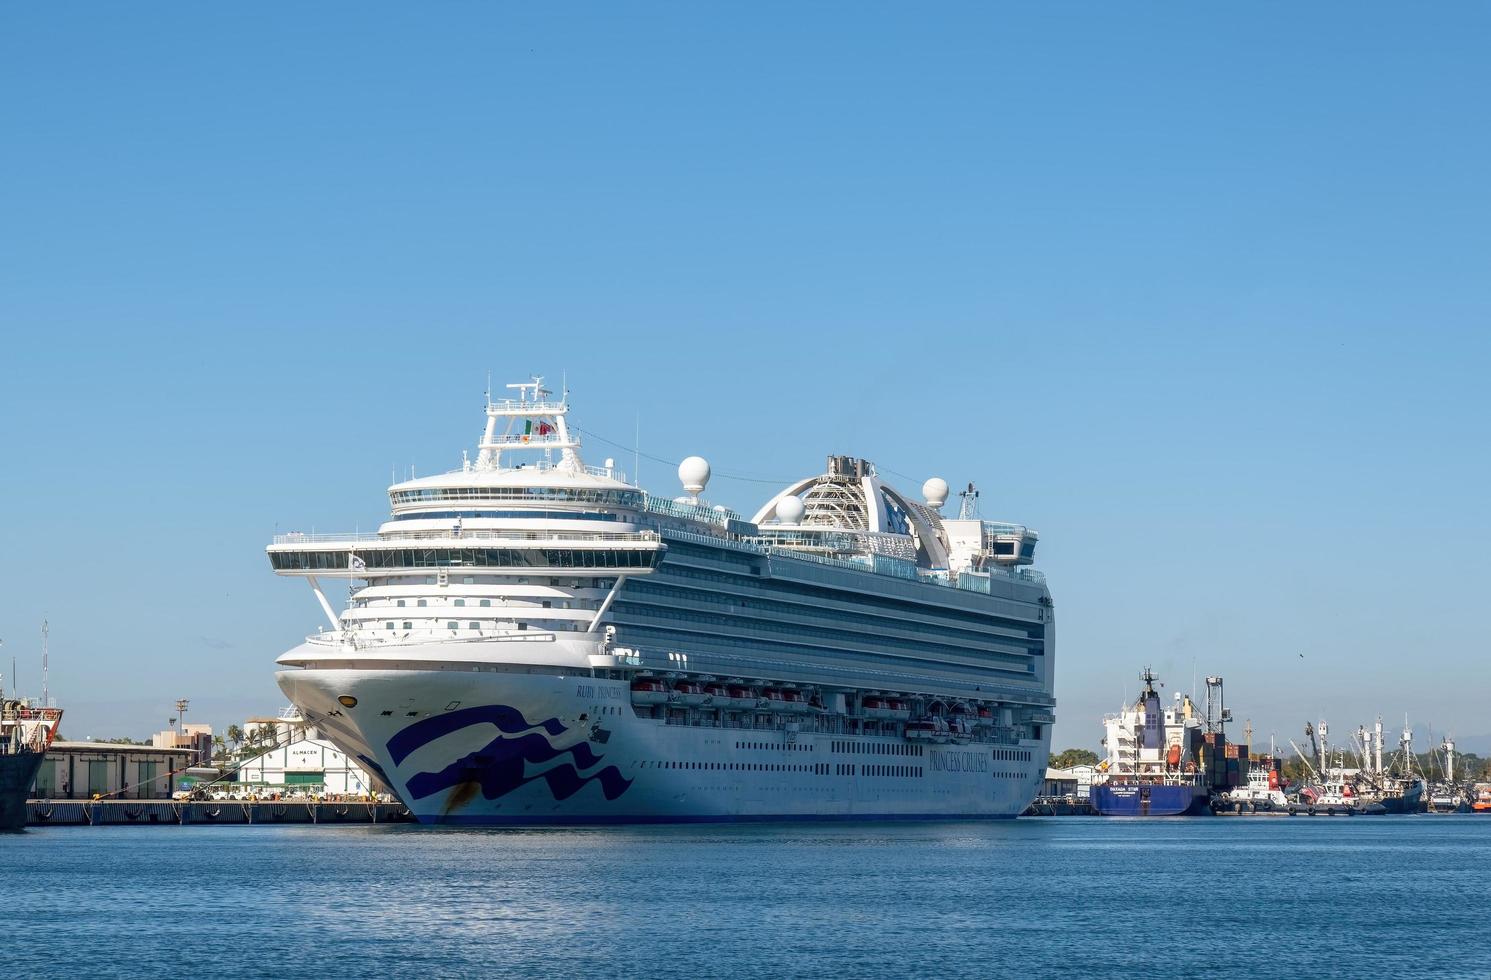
[1090,782,1211,817]
[279,667,1048,825]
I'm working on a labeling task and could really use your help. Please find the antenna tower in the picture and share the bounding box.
[957,482,980,520]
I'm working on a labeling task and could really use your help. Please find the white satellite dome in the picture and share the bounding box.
[775,495,806,525]
[678,456,711,499]
[922,477,949,509]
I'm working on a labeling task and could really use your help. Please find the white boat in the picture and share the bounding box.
[268,378,1055,824]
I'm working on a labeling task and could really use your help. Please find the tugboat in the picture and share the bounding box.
[1,694,63,832]
[1090,669,1234,816]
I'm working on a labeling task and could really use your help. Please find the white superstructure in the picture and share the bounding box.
[268,379,1055,824]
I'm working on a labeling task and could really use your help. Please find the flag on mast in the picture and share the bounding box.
[349,553,367,572]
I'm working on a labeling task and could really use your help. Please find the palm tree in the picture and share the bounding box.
[226,724,244,755]
[212,735,227,765]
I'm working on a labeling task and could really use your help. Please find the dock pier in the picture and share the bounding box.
[27,799,415,827]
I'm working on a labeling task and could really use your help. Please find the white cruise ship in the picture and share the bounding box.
[268,379,1055,824]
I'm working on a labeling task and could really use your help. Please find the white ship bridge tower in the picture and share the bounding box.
[268,377,661,658]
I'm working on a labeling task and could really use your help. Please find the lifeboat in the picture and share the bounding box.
[673,680,708,707]
[762,688,810,713]
[886,699,912,721]
[905,720,936,740]
[724,684,758,709]
[1166,744,1182,769]
[862,697,894,720]
[976,706,994,723]
[630,677,670,706]
[703,683,730,706]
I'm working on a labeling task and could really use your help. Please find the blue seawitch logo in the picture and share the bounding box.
[387,704,632,805]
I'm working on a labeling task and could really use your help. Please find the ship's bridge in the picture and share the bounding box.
[388,378,642,521]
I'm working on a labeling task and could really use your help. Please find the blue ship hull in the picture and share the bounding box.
[1090,783,1210,817]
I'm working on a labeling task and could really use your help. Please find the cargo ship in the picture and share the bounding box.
[1090,669,1242,816]
[1,696,62,831]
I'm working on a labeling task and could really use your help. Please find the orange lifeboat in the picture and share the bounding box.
[1166,744,1182,769]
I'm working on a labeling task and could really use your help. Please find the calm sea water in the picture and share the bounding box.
[5,816,1489,978]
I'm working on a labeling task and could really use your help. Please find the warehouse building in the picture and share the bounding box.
[32,741,198,799]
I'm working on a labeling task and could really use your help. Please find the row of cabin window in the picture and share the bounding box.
[831,740,924,756]
[271,548,655,571]
[642,760,828,774]
[611,593,1043,662]
[657,563,1046,637]
[833,764,921,777]
[365,576,615,589]
[391,487,644,505]
[377,620,581,632]
[613,600,1036,668]
[371,598,589,609]
[634,577,1044,652]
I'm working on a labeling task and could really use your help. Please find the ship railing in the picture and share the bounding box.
[406,458,632,484]
[642,495,744,526]
[485,397,569,416]
[752,529,918,562]
[663,528,1046,593]
[980,522,1034,536]
[493,459,628,483]
[302,629,559,649]
[916,567,1046,592]
[272,529,660,545]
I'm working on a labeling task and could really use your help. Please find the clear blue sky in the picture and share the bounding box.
[3,4,1488,753]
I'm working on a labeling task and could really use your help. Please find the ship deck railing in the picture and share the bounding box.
[662,528,1046,591]
[272,529,661,546]
[300,629,560,648]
